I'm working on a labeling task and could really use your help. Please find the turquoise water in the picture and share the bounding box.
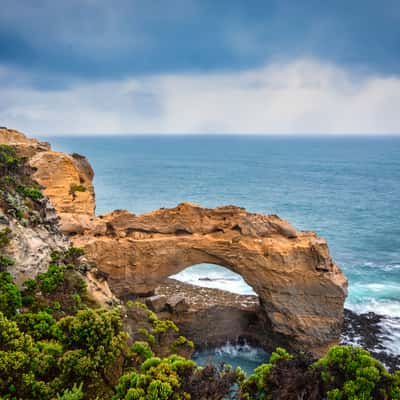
[45,135,400,355]
[192,342,269,376]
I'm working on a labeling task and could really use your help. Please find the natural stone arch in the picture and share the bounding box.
[2,129,347,353]
[72,203,348,353]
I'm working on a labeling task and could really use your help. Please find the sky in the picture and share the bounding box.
[0,0,399,135]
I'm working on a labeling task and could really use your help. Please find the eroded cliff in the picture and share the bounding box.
[0,127,348,354]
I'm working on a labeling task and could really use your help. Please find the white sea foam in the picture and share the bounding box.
[193,341,269,375]
[346,298,400,356]
[171,263,256,295]
[214,342,266,361]
[173,264,400,355]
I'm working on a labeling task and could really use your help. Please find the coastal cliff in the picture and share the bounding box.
[0,127,347,355]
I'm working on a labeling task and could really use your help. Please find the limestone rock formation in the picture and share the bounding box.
[1,128,348,354]
[0,128,113,307]
[30,150,96,217]
[0,127,50,157]
[71,203,347,353]
[156,279,264,350]
[0,205,68,285]
[0,127,96,227]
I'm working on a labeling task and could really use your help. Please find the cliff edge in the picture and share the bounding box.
[0,127,348,354]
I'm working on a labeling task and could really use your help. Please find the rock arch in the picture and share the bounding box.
[2,129,348,352]
[72,203,348,352]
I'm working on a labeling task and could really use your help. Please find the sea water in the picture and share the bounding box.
[45,135,400,362]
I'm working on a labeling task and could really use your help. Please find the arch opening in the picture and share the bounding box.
[154,263,267,352]
[170,263,257,296]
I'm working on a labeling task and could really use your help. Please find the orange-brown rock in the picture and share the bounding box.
[0,127,96,224]
[0,127,50,157]
[1,128,348,353]
[30,151,95,216]
[72,202,347,353]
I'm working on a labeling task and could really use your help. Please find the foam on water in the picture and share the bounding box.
[346,296,400,356]
[193,342,269,375]
[46,135,400,359]
[171,263,256,295]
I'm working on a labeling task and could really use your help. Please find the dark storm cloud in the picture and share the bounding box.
[1,0,399,87]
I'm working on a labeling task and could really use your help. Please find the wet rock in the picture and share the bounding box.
[342,309,400,372]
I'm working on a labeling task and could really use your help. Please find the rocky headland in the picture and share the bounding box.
[0,127,372,359]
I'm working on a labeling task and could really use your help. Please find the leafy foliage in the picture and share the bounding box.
[0,144,45,226]
[70,184,87,195]
[0,271,22,317]
[316,345,400,400]
[21,247,89,317]
[37,263,65,294]
[239,346,400,400]
[0,227,11,248]
[0,145,22,175]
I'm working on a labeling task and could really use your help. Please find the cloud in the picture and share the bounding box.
[1,59,399,135]
[1,0,400,82]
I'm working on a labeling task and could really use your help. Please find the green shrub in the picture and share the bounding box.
[0,312,41,398]
[15,311,60,340]
[63,247,85,266]
[113,355,196,400]
[316,345,399,400]
[170,336,194,352]
[17,184,43,200]
[0,145,21,175]
[0,227,11,248]
[57,308,126,359]
[0,254,15,271]
[56,383,84,400]
[0,272,22,317]
[240,346,400,400]
[131,340,154,362]
[37,263,65,294]
[70,184,86,195]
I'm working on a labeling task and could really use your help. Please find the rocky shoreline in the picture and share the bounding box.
[342,309,400,372]
[2,127,398,372]
[151,278,400,371]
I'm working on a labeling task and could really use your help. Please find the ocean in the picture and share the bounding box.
[45,134,400,367]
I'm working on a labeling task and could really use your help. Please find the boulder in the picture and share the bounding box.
[166,295,189,313]
[146,295,168,312]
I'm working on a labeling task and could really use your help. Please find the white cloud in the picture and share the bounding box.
[1,59,400,135]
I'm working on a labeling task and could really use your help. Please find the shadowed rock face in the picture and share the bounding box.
[1,128,348,354]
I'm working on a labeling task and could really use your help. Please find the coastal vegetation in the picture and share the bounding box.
[0,144,44,226]
[0,134,399,399]
[0,249,399,399]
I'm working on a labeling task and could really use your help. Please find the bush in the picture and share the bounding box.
[15,311,60,340]
[0,145,21,175]
[0,227,11,248]
[316,345,400,400]
[0,272,22,317]
[70,184,86,195]
[57,383,84,400]
[113,355,196,400]
[37,263,65,294]
[239,346,400,400]
[0,312,40,398]
[17,184,43,200]
[0,254,15,271]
